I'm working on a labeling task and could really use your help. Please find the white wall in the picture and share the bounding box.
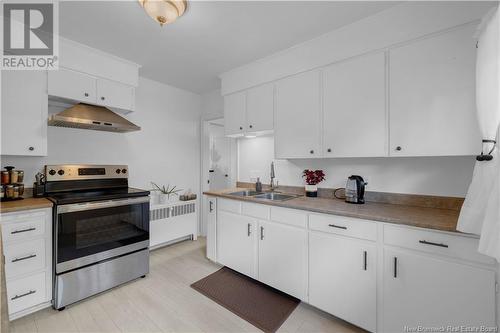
[1,77,201,196]
[238,136,475,197]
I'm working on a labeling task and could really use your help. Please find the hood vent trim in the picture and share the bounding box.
[48,103,141,133]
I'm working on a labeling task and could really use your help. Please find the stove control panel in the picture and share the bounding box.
[45,165,128,181]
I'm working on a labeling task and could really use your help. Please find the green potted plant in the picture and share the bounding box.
[151,182,182,204]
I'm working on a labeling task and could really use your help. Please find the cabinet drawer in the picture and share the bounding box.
[242,202,270,220]
[270,207,307,228]
[6,271,46,315]
[1,215,46,243]
[4,239,46,280]
[309,214,377,241]
[217,199,241,214]
[384,225,495,265]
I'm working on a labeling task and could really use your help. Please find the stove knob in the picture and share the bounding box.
[49,169,56,176]
[58,170,65,176]
[116,169,121,174]
[121,169,127,174]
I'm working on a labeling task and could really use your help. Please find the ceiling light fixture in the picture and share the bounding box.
[138,0,187,27]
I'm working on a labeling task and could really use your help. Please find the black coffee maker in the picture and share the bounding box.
[345,175,367,204]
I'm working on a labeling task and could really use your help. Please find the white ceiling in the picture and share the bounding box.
[59,1,399,93]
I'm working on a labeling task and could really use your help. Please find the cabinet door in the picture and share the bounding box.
[96,78,135,112]
[246,83,274,133]
[323,53,386,157]
[1,71,48,156]
[383,248,496,332]
[206,197,217,262]
[389,25,480,156]
[275,70,321,158]
[258,221,307,300]
[217,211,257,278]
[309,232,376,332]
[224,92,246,136]
[48,68,96,104]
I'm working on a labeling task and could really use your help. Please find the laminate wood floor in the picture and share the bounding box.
[9,238,364,333]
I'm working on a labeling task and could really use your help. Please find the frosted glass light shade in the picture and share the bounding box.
[138,0,187,26]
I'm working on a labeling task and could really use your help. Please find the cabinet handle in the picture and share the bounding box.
[393,257,398,278]
[239,126,243,130]
[12,254,36,263]
[310,150,314,154]
[11,290,36,301]
[247,223,252,237]
[328,224,347,230]
[327,148,332,153]
[419,240,448,248]
[28,146,34,151]
[101,96,105,101]
[363,251,367,271]
[395,146,402,151]
[84,92,89,97]
[260,226,264,240]
[249,125,253,129]
[209,201,213,213]
[11,227,36,234]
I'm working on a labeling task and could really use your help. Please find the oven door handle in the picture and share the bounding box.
[57,196,150,214]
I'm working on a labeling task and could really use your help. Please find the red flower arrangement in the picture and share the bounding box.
[302,169,325,185]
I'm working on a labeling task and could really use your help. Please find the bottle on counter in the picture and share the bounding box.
[255,177,262,193]
[1,171,9,185]
[17,171,24,183]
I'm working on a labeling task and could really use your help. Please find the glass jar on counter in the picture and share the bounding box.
[4,185,14,198]
[1,171,9,184]
[17,184,24,197]
[9,170,19,183]
[0,186,4,199]
[12,186,19,198]
[17,171,24,183]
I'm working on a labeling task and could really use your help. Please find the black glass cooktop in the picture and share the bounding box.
[47,187,150,205]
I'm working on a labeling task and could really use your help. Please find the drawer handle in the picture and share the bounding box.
[328,224,347,230]
[11,227,36,234]
[247,223,252,237]
[393,257,398,278]
[363,251,367,271]
[419,240,449,248]
[209,201,214,213]
[11,290,36,301]
[11,254,37,263]
[260,226,264,240]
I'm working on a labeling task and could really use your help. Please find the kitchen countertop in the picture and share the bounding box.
[204,188,463,233]
[0,197,53,214]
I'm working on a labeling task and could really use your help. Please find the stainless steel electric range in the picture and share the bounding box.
[44,165,150,310]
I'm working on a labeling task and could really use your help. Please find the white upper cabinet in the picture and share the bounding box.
[224,83,274,136]
[48,68,136,113]
[48,68,96,104]
[389,25,481,156]
[2,71,48,156]
[323,53,387,157]
[96,78,135,112]
[224,91,246,136]
[246,84,274,133]
[275,70,321,159]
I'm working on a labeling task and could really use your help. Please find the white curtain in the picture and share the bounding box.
[457,7,500,261]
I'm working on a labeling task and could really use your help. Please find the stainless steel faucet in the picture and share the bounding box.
[270,162,278,191]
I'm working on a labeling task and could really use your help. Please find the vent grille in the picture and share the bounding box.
[150,202,196,221]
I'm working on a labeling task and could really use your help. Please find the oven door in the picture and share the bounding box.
[55,196,149,274]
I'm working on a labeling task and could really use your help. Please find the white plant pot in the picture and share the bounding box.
[305,184,318,197]
[158,193,168,204]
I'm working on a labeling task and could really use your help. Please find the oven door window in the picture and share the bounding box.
[57,202,149,264]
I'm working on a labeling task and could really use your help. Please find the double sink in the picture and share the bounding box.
[228,190,301,201]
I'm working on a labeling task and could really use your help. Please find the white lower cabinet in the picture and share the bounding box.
[383,248,496,332]
[212,198,498,332]
[217,210,257,278]
[258,220,307,300]
[309,232,376,332]
[1,208,53,320]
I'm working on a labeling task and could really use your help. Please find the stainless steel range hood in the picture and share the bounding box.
[48,103,141,133]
